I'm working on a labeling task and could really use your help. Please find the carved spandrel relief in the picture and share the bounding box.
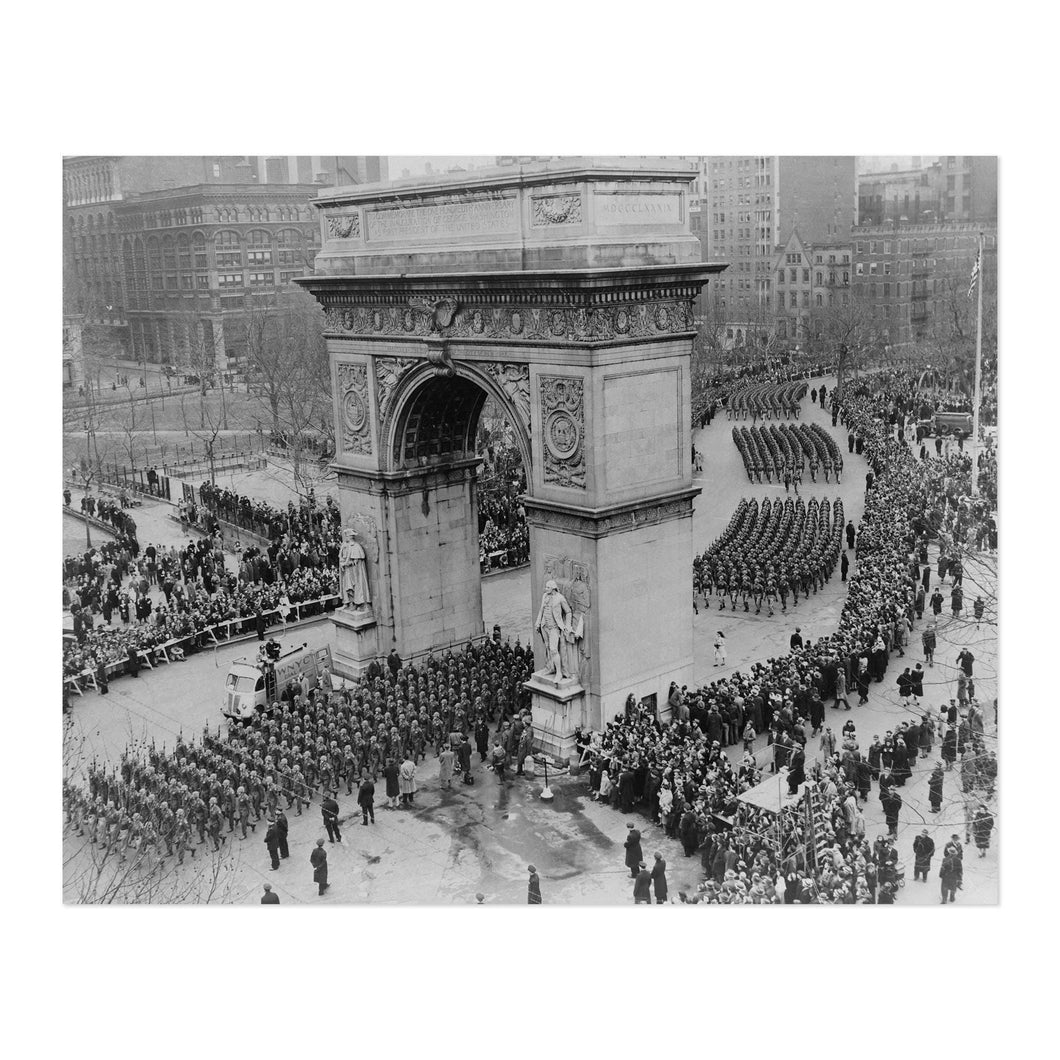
[337,362,372,456]
[540,376,586,490]
[485,363,531,433]
[375,358,416,423]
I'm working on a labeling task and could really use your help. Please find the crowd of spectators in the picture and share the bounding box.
[63,489,343,685]
[586,368,997,902]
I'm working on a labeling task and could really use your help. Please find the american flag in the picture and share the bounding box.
[967,244,981,300]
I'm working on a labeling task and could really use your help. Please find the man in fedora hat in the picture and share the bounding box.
[624,821,643,878]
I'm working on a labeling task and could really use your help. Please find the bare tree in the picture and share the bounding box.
[243,286,329,480]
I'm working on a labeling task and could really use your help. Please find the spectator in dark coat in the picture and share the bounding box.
[310,838,329,895]
[633,863,652,904]
[912,831,935,882]
[651,853,668,904]
[624,822,643,877]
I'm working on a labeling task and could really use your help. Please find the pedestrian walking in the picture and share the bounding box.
[260,883,280,904]
[383,758,400,808]
[310,838,329,896]
[527,864,542,904]
[713,631,726,667]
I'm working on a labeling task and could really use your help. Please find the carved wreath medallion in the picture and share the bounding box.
[337,362,372,456]
[540,376,586,489]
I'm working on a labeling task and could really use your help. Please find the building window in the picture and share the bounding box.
[248,272,274,286]
[789,292,797,308]
[815,272,822,285]
[883,242,891,254]
[247,230,272,266]
[802,268,809,283]
[181,274,195,290]
[789,268,797,282]
[215,231,242,268]
[869,263,878,275]
[197,275,210,290]
[279,270,304,284]
[218,273,243,288]
[884,263,892,275]
[212,163,222,178]
[815,293,822,307]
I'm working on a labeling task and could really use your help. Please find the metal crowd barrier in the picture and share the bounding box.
[63,593,341,696]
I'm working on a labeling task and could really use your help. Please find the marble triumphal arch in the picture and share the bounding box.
[298,161,723,755]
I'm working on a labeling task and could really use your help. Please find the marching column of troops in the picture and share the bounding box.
[64,639,536,875]
[694,495,844,617]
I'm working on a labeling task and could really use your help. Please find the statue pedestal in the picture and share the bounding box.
[330,607,378,680]
[524,671,586,763]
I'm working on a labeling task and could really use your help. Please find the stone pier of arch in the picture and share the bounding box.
[297,160,725,756]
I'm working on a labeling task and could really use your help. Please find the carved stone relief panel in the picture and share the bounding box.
[337,362,372,456]
[540,375,586,489]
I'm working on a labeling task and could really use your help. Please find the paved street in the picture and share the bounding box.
[62,375,998,904]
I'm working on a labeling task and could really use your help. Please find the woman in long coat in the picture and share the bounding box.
[973,805,994,855]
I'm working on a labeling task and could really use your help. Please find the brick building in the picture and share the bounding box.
[857,156,998,228]
[62,155,387,366]
[773,231,852,342]
[852,222,997,346]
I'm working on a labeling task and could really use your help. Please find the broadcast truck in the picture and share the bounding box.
[222,642,335,721]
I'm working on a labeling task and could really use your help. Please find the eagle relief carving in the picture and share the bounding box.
[409,296,460,333]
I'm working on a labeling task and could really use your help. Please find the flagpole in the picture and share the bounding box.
[970,232,984,497]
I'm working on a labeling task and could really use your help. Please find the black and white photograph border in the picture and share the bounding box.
[8,2,1055,1057]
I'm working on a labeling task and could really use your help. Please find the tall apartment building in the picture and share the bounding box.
[851,222,997,347]
[857,156,997,227]
[701,156,856,333]
[63,155,387,364]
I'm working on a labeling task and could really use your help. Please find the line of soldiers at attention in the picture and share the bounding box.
[723,379,808,421]
[733,422,844,485]
[694,496,844,615]
[63,638,536,868]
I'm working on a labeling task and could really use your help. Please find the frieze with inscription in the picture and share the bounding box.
[366,197,518,242]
